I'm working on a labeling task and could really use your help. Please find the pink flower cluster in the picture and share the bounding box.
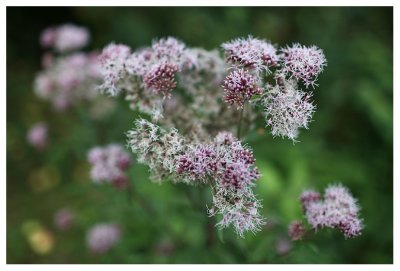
[34,53,102,111]
[221,36,279,71]
[99,37,195,99]
[144,62,179,98]
[177,131,259,189]
[288,220,306,241]
[222,69,263,109]
[281,43,327,88]
[300,184,363,238]
[98,43,131,96]
[86,223,121,254]
[27,122,48,150]
[176,131,263,236]
[40,24,90,53]
[53,208,74,231]
[87,144,132,190]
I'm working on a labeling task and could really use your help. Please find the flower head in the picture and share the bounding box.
[280,43,327,88]
[86,223,121,254]
[27,122,48,150]
[144,62,179,98]
[98,43,131,96]
[222,36,279,72]
[54,208,74,231]
[222,69,262,109]
[87,144,132,188]
[40,24,89,52]
[34,52,101,111]
[288,220,306,241]
[300,183,364,238]
[262,79,315,142]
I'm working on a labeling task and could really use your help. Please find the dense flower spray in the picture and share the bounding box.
[299,184,364,238]
[93,35,332,237]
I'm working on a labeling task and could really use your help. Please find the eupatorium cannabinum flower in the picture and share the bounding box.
[221,36,279,72]
[127,119,264,236]
[27,122,48,150]
[300,184,364,238]
[222,69,263,109]
[87,144,132,189]
[288,220,306,241]
[86,223,121,254]
[34,53,102,111]
[144,62,179,98]
[262,79,315,142]
[98,43,131,96]
[40,24,90,53]
[280,43,327,88]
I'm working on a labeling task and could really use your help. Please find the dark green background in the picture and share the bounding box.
[7,7,393,263]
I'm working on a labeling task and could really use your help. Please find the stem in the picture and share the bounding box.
[237,105,245,139]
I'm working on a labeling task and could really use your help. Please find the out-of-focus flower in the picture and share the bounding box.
[222,68,262,109]
[222,36,279,72]
[27,122,48,150]
[87,144,132,189]
[280,43,327,88]
[288,220,306,241]
[275,237,292,256]
[34,52,102,111]
[261,78,315,142]
[86,223,121,254]
[300,183,364,238]
[21,220,54,255]
[40,24,89,52]
[54,208,74,231]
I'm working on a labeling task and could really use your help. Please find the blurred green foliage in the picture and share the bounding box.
[7,7,392,263]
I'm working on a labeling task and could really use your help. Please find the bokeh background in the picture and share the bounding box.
[7,7,393,263]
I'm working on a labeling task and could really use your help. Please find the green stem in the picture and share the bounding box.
[237,105,245,139]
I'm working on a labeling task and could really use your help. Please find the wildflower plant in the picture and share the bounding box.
[33,24,364,241]
[92,34,340,238]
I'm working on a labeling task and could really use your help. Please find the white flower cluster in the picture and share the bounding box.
[261,79,315,142]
